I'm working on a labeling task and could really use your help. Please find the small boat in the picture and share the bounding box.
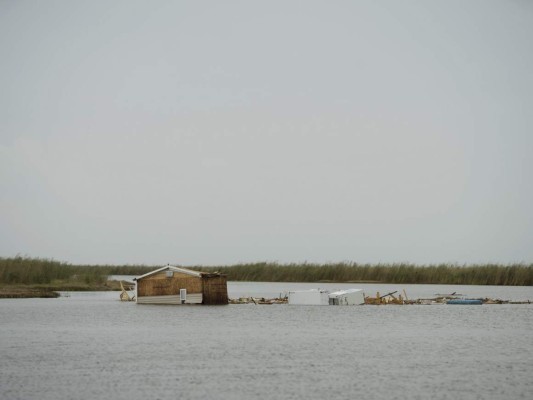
[446,299,482,305]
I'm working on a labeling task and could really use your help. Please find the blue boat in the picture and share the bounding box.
[446,299,483,305]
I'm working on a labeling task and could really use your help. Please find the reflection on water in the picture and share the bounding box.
[1,284,532,400]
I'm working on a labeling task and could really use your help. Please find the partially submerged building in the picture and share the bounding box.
[134,265,228,305]
[288,288,365,306]
[288,289,330,305]
[328,289,365,305]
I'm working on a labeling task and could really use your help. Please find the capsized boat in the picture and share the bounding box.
[446,299,482,305]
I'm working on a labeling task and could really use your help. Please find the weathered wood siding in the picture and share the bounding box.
[137,273,202,297]
[136,293,203,305]
[202,275,228,305]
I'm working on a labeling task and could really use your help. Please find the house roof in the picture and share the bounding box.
[134,265,203,281]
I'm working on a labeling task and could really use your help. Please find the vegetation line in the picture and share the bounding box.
[1,257,532,287]
[194,262,533,286]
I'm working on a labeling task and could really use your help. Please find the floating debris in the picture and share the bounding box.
[119,281,136,301]
[226,290,531,306]
[229,296,288,305]
[364,291,406,305]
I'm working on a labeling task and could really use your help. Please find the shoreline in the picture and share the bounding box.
[0,288,60,298]
[0,281,123,298]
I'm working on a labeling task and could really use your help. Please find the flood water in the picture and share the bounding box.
[1,283,532,400]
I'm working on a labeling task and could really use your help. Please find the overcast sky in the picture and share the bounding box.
[1,0,532,266]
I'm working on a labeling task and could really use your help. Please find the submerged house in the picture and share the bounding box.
[288,289,330,305]
[328,289,365,305]
[288,288,365,306]
[134,265,228,305]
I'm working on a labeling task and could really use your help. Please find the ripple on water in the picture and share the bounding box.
[0,285,532,400]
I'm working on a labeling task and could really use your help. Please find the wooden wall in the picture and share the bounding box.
[137,272,203,297]
[202,275,228,305]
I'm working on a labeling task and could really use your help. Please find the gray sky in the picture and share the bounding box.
[1,0,532,266]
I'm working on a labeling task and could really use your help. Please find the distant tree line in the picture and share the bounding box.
[1,257,532,286]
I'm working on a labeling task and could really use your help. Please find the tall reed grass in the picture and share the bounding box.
[1,257,532,286]
[0,256,151,285]
[192,262,533,286]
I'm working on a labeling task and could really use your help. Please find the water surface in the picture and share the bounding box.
[1,283,532,400]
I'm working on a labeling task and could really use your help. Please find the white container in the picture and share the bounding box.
[288,289,330,305]
[328,289,365,305]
